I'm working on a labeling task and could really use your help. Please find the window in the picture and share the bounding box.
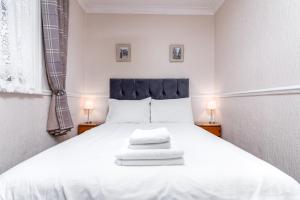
[0,0,42,94]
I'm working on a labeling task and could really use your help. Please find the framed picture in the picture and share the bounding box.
[116,43,131,62]
[169,44,184,62]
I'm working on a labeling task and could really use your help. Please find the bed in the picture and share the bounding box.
[0,79,299,200]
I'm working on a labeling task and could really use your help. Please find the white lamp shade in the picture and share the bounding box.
[84,100,94,110]
[207,100,217,110]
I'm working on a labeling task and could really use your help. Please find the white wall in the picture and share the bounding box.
[0,0,85,174]
[83,14,215,122]
[215,0,300,181]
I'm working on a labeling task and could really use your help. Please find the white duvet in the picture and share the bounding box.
[0,123,299,200]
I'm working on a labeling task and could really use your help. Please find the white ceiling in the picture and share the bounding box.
[76,0,224,15]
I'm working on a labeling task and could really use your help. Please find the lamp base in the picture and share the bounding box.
[209,109,215,124]
[86,109,92,124]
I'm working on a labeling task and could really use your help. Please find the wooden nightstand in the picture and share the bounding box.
[78,122,104,135]
[195,122,222,137]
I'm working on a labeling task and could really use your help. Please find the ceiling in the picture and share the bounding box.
[76,0,224,15]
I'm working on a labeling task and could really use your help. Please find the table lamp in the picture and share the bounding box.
[84,100,94,124]
[207,100,217,124]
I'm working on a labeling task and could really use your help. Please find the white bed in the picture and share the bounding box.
[0,123,299,200]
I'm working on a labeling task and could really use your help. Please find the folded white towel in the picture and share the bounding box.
[116,148,184,160]
[116,158,184,166]
[129,127,171,145]
[129,141,171,150]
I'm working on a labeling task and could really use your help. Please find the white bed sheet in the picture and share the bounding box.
[0,123,299,200]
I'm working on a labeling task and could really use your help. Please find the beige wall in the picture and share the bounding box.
[215,0,300,93]
[215,0,300,181]
[83,14,215,122]
[0,0,85,174]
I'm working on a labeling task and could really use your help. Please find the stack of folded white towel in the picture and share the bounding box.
[115,128,184,166]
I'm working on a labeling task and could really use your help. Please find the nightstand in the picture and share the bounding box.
[195,122,222,137]
[78,122,104,134]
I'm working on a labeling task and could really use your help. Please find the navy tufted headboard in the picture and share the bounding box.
[110,79,189,100]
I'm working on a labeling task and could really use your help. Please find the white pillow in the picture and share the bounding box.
[151,98,194,123]
[106,98,151,123]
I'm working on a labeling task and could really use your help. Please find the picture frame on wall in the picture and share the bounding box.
[169,44,184,62]
[116,43,131,62]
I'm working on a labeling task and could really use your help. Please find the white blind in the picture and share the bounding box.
[0,0,42,94]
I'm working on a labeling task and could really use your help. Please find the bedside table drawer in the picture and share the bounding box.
[200,126,221,137]
[195,122,222,137]
[78,126,94,134]
[78,122,104,134]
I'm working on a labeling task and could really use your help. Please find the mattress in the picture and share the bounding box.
[0,123,299,200]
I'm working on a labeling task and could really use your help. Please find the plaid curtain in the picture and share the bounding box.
[41,0,73,136]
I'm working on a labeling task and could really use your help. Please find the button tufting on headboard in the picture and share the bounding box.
[110,79,189,100]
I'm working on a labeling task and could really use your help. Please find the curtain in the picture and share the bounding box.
[41,0,73,136]
[0,0,42,93]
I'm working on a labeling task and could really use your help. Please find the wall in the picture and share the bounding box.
[83,14,215,122]
[0,0,85,174]
[215,0,300,181]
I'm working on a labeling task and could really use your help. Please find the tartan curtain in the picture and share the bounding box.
[41,0,73,136]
